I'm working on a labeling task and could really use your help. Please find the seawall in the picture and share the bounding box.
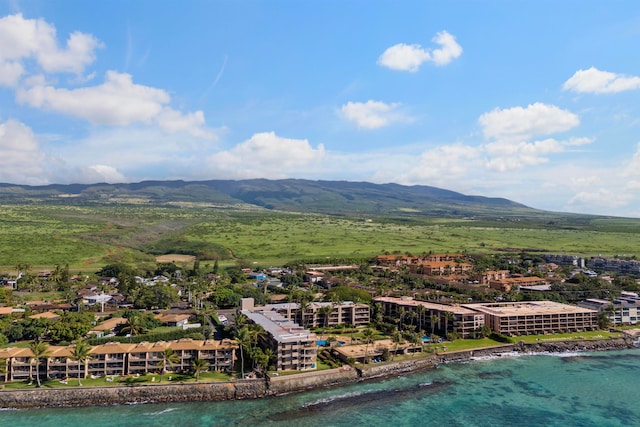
[0,337,634,409]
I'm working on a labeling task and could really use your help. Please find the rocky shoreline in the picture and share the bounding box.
[0,337,636,409]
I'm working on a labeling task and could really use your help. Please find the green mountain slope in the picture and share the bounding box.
[0,179,534,218]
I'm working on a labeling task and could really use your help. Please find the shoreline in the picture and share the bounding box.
[0,337,636,410]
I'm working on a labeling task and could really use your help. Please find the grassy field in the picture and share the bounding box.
[1,204,640,271]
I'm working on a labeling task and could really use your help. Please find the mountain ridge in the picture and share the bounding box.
[0,178,536,218]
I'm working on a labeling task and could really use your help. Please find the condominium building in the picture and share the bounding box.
[240,308,317,372]
[373,296,486,339]
[0,339,237,383]
[463,301,598,335]
[578,293,640,325]
[264,301,370,328]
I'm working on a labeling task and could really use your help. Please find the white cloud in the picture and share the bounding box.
[399,143,481,183]
[563,67,640,94]
[207,132,325,179]
[624,142,640,176]
[484,138,564,171]
[156,108,216,140]
[340,100,405,129]
[478,103,580,141]
[15,71,217,138]
[77,165,126,183]
[0,119,47,184]
[16,71,169,125]
[377,30,462,72]
[0,14,101,86]
[0,60,23,86]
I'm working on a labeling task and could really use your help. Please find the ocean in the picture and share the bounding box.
[3,348,639,427]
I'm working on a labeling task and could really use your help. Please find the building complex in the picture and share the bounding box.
[0,338,237,383]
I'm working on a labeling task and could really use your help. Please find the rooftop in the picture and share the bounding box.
[463,301,597,316]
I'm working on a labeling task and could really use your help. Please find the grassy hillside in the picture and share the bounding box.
[1,203,639,272]
[0,179,533,218]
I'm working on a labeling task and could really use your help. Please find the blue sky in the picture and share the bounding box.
[1,1,640,217]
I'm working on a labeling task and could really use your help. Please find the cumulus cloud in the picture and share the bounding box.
[399,144,481,183]
[0,13,101,86]
[15,71,216,138]
[478,103,579,141]
[340,100,406,129]
[156,108,217,140]
[208,132,325,179]
[76,165,126,183]
[0,119,47,184]
[563,67,640,94]
[16,71,168,125]
[484,138,564,171]
[377,30,462,72]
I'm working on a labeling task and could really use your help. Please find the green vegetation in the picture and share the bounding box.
[2,203,640,271]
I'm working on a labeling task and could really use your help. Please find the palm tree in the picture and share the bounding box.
[0,358,7,383]
[430,314,439,336]
[29,340,49,387]
[320,305,333,337]
[409,332,422,356]
[442,311,454,340]
[191,358,209,382]
[235,326,252,379]
[398,307,406,331]
[158,348,180,382]
[121,315,144,343]
[391,331,403,361]
[361,328,375,364]
[416,305,425,334]
[70,341,92,386]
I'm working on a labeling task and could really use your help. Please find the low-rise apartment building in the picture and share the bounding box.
[578,293,640,325]
[0,339,237,383]
[264,301,370,328]
[240,308,317,372]
[463,301,598,335]
[374,296,486,339]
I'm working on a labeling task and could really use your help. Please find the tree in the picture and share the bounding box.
[191,358,209,382]
[391,331,403,361]
[29,340,49,387]
[430,314,439,336]
[70,341,91,386]
[235,326,252,379]
[158,348,180,382]
[415,305,425,333]
[361,328,375,364]
[319,305,333,337]
[442,311,454,340]
[121,315,144,342]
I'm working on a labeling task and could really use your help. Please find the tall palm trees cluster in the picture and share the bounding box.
[233,314,273,378]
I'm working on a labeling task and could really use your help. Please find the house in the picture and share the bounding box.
[88,317,127,338]
[155,313,191,327]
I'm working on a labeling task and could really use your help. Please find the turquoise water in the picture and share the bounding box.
[3,348,639,426]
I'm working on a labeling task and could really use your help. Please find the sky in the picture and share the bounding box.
[1,1,640,217]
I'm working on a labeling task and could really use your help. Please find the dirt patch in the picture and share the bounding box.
[155,254,196,263]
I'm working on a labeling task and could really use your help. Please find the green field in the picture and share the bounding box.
[1,204,640,271]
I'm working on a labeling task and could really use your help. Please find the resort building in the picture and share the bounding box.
[578,292,640,325]
[463,301,598,336]
[0,339,237,383]
[240,304,317,372]
[263,300,370,328]
[373,296,486,339]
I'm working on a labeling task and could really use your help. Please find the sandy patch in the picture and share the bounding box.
[155,254,196,263]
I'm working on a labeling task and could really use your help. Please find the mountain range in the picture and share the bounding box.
[0,179,538,218]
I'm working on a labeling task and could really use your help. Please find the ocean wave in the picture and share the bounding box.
[144,407,178,416]
[301,390,374,408]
